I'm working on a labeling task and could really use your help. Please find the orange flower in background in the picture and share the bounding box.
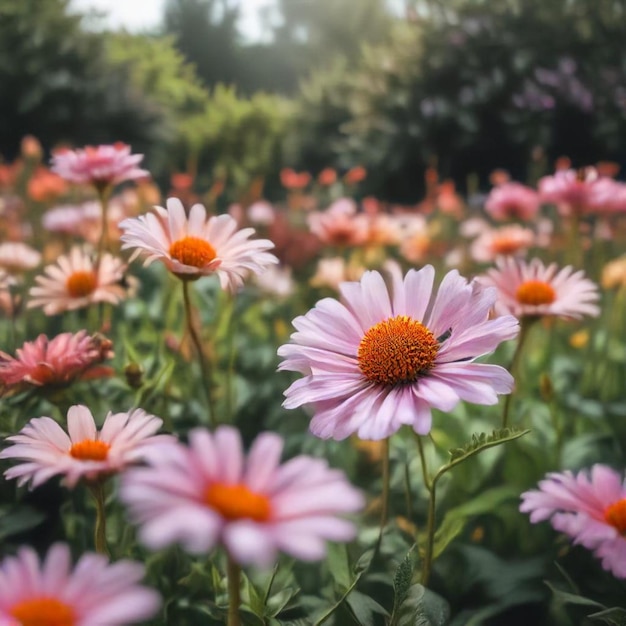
[280,168,311,190]
[20,135,43,161]
[344,166,367,185]
[436,180,464,216]
[317,168,337,186]
[27,167,68,202]
[555,156,572,171]
[0,162,21,189]
[489,169,511,186]
[596,161,620,178]
[170,172,194,191]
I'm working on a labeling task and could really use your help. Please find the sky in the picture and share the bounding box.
[70,0,276,41]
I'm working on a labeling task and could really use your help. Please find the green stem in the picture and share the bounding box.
[89,482,109,556]
[502,317,534,428]
[181,280,217,428]
[95,186,111,269]
[227,554,241,626]
[415,434,435,586]
[375,438,390,553]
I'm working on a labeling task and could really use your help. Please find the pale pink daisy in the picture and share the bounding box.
[119,426,364,567]
[309,257,365,292]
[28,246,127,314]
[484,182,540,221]
[470,224,535,263]
[0,405,173,488]
[0,331,113,393]
[307,198,370,247]
[480,257,600,319]
[520,465,626,579]
[0,242,41,274]
[538,167,610,217]
[0,543,160,625]
[119,197,277,291]
[50,143,149,190]
[278,265,519,440]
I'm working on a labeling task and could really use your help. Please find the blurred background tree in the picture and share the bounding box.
[1,0,626,201]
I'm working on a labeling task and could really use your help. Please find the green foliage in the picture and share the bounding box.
[0,0,165,159]
[447,428,531,465]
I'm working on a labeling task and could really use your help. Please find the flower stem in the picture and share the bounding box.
[226,554,241,626]
[415,434,435,586]
[95,186,111,270]
[501,317,534,428]
[375,437,390,553]
[89,482,109,556]
[181,280,217,428]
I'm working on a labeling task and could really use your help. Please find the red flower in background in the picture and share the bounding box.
[280,168,311,190]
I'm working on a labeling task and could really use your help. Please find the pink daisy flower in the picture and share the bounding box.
[119,197,278,291]
[484,182,540,221]
[0,405,173,488]
[480,257,600,320]
[28,246,127,315]
[307,198,370,247]
[0,242,41,274]
[278,265,519,440]
[520,465,626,579]
[0,331,113,392]
[538,167,609,217]
[469,224,536,263]
[119,426,364,567]
[0,543,160,625]
[50,143,149,190]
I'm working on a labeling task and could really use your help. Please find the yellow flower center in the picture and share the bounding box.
[515,280,556,306]
[605,498,626,535]
[357,315,439,386]
[65,271,97,298]
[10,596,75,626]
[69,439,110,461]
[204,482,272,522]
[169,236,217,268]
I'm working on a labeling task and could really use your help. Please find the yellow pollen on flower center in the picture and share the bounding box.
[66,271,97,298]
[515,280,556,306]
[10,596,75,626]
[169,236,217,268]
[204,482,272,522]
[357,315,439,386]
[604,498,626,535]
[69,439,110,461]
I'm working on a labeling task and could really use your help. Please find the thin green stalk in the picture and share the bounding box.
[415,434,435,586]
[502,317,534,428]
[181,280,217,428]
[375,437,391,553]
[95,186,111,269]
[89,483,109,556]
[227,554,241,626]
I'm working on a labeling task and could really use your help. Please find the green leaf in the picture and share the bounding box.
[326,542,352,590]
[0,505,46,541]
[433,486,521,559]
[589,607,626,625]
[396,584,451,626]
[390,546,417,626]
[545,582,605,611]
[346,591,388,626]
[448,428,531,464]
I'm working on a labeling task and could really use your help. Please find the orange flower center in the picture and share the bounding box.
[515,280,556,306]
[492,237,524,255]
[169,237,217,268]
[66,271,97,298]
[10,596,75,626]
[605,498,626,534]
[69,439,110,461]
[204,482,272,522]
[357,315,439,386]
